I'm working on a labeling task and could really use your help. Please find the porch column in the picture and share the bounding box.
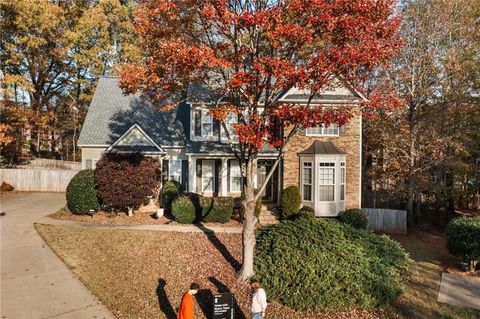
[188,156,196,193]
[221,159,228,196]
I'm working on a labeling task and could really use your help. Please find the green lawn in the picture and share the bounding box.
[35,224,480,319]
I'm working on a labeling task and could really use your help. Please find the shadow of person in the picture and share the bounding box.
[209,276,246,319]
[156,278,177,319]
[195,288,214,319]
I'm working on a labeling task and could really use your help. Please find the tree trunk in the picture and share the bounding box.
[239,158,257,280]
[469,260,478,273]
[127,207,133,217]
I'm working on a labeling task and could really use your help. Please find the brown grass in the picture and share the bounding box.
[35,224,480,319]
[49,208,243,227]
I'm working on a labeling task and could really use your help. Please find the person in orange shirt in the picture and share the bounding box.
[177,282,200,319]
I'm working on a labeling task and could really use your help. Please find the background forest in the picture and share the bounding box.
[1,0,479,221]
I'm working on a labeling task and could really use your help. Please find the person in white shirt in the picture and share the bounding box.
[250,278,267,319]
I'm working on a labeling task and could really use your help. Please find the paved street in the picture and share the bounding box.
[0,192,114,319]
[438,272,480,311]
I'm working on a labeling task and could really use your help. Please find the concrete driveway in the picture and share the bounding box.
[1,192,114,319]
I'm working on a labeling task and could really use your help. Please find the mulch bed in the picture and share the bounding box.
[36,224,391,319]
[49,208,243,228]
[444,267,480,278]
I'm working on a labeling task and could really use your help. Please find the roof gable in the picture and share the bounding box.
[106,123,164,153]
[278,78,365,104]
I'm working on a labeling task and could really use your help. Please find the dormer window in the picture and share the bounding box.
[201,109,213,136]
[225,112,238,142]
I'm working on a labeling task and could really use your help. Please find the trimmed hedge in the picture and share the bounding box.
[342,208,369,230]
[66,169,100,215]
[161,180,183,210]
[255,218,410,312]
[171,193,234,224]
[202,196,235,223]
[280,186,301,219]
[445,217,480,272]
[290,205,315,220]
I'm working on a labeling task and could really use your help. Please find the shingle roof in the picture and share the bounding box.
[298,141,346,155]
[186,141,277,155]
[77,77,188,147]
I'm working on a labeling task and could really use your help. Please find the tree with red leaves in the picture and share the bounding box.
[120,0,402,280]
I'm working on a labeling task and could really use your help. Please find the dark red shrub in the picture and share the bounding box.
[95,153,161,214]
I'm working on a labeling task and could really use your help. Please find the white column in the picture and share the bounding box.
[221,158,228,196]
[188,156,196,193]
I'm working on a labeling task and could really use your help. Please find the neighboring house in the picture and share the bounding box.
[78,77,364,216]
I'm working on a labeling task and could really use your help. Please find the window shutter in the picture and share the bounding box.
[339,124,346,135]
[213,119,220,138]
[227,160,231,193]
[162,160,169,184]
[214,159,221,195]
[196,159,202,193]
[194,109,202,136]
[181,160,188,191]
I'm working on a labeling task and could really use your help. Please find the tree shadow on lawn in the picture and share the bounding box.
[195,223,242,272]
[209,276,246,319]
[195,288,214,319]
[156,278,177,319]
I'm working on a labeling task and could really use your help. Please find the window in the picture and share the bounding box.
[230,161,242,192]
[85,159,92,169]
[225,112,238,141]
[318,162,335,201]
[201,109,213,136]
[168,160,182,183]
[340,162,345,201]
[306,124,339,136]
[201,160,215,192]
[302,162,313,201]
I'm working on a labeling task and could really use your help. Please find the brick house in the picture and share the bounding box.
[78,77,364,216]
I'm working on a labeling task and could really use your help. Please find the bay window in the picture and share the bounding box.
[318,162,335,201]
[302,162,313,201]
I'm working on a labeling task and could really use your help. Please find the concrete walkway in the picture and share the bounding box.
[1,192,114,319]
[437,272,480,311]
[36,216,244,234]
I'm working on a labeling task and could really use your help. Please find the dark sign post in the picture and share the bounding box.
[212,293,234,319]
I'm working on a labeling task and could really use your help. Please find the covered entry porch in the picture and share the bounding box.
[187,156,280,202]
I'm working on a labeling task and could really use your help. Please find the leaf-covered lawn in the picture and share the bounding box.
[35,224,479,319]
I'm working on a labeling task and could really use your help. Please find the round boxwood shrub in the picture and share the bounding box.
[171,194,197,223]
[66,169,100,215]
[161,180,183,210]
[280,186,301,219]
[445,217,480,272]
[290,205,315,220]
[342,208,369,230]
[255,218,409,312]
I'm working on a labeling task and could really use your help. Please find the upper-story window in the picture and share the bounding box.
[201,109,213,136]
[225,112,238,142]
[306,124,339,136]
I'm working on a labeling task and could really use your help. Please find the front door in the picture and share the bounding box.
[257,162,273,201]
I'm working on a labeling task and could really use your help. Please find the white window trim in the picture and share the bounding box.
[229,160,242,193]
[318,162,336,202]
[168,159,182,183]
[301,161,313,202]
[201,109,213,137]
[201,160,215,193]
[306,124,339,136]
[340,162,345,201]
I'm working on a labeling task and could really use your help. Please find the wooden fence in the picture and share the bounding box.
[26,159,82,170]
[362,208,407,234]
[1,169,79,192]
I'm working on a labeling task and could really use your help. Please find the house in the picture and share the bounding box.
[78,77,364,216]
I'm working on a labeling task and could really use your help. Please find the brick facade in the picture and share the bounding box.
[282,112,361,209]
